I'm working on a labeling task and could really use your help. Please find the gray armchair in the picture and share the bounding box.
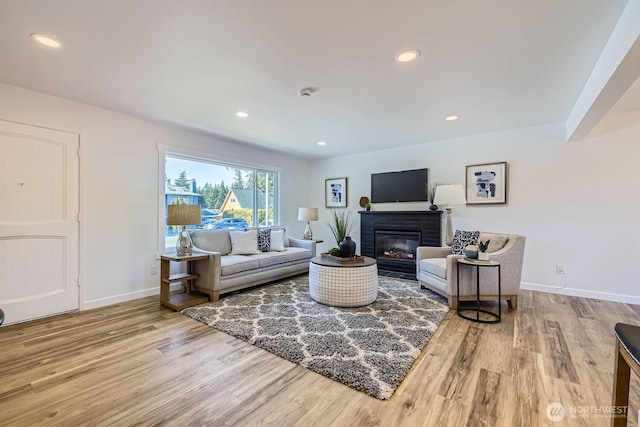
[416,232,525,309]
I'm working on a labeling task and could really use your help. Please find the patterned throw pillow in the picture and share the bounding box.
[450,230,480,255]
[257,228,271,252]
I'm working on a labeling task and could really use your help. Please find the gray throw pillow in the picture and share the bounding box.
[450,230,480,255]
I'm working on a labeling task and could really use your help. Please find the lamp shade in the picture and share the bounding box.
[298,207,318,222]
[167,204,202,226]
[433,184,466,206]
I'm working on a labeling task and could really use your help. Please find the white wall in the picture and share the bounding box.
[0,82,312,308]
[311,118,640,303]
[3,80,639,307]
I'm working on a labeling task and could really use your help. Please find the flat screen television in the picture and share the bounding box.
[371,168,428,203]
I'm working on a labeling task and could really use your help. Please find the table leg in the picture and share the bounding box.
[498,264,502,321]
[476,265,480,321]
[456,262,461,316]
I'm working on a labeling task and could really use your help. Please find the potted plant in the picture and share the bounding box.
[478,239,490,261]
[426,183,438,211]
[359,196,371,211]
[326,209,354,257]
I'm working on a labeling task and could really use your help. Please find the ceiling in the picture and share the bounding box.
[0,0,637,159]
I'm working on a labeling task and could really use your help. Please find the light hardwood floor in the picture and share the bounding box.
[1,285,640,426]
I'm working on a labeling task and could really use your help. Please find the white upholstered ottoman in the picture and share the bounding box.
[309,256,378,307]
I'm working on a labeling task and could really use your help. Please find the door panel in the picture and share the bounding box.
[0,120,79,325]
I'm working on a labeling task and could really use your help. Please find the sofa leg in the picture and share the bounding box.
[507,296,517,309]
[449,296,458,310]
[210,291,220,302]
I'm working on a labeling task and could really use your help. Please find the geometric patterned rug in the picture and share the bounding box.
[181,275,449,400]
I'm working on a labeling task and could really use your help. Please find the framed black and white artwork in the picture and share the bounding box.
[325,177,348,208]
[465,162,507,204]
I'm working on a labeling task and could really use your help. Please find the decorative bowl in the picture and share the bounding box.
[463,249,478,259]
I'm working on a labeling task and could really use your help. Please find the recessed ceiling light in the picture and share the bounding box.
[30,33,62,49]
[235,111,249,118]
[317,141,327,146]
[445,115,460,121]
[396,49,420,63]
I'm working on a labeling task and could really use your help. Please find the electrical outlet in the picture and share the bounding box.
[151,264,159,276]
[556,264,566,275]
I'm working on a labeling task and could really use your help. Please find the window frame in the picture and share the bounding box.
[157,144,281,253]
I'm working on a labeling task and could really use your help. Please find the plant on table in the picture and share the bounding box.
[478,239,491,260]
[326,209,354,254]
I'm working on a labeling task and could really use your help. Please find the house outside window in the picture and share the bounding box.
[163,154,279,251]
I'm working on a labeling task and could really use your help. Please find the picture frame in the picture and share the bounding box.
[465,162,507,205]
[325,177,348,208]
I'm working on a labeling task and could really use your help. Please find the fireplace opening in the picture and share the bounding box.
[375,230,421,273]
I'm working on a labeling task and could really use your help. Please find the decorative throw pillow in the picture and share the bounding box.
[229,229,261,255]
[450,230,480,255]
[257,228,271,252]
[270,229,286,251]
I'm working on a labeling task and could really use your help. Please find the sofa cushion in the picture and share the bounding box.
[257,228,271,252]
[479,233,508,253]
[229,229,261,255]
[286,247,312,262]
[190,229,232,255]
[220,255,260,276]
[420,258,447,280]
[248,251,289,268]
[270,229,286,251]
[450,230,480,255]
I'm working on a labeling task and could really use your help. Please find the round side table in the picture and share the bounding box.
[309,256,378,307]
[456,258,501,323]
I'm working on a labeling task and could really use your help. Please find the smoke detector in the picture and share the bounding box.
[298,87,315,97]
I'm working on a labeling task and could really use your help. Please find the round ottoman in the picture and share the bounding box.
[309,256,378,307]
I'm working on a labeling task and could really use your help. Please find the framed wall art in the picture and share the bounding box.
[325,177,348,208]
[465,162,507,205]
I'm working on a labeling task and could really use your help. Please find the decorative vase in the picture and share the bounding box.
[478,252,489,261]
[429,204,438,211]
[339,236,357,258]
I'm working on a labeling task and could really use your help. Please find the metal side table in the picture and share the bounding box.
[456,258,501,323]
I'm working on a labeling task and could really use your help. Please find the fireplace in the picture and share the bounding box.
[360,211,441,274]
[375,231,420,272]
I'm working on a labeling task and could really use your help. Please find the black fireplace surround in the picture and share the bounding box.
[360,211,442,274]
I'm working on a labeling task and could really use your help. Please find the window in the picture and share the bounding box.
[163,153,279,251]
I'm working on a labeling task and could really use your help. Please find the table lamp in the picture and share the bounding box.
[433,184,466,246]
[298,207,318,240]
[167,204,202,256]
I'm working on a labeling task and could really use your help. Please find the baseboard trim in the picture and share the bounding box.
[520,282,640,305]
[83,284,182,310]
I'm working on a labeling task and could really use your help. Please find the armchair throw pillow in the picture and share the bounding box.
[450,230,480,255]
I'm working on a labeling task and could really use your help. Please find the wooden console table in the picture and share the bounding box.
[160,253,209,310]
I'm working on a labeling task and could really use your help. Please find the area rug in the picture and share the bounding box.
[181,275,449,400]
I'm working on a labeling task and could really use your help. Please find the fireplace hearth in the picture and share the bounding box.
[360,211,441,274]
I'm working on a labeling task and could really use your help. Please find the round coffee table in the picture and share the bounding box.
[309,256,378,307]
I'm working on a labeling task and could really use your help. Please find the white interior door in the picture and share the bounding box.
[0,119,79,325]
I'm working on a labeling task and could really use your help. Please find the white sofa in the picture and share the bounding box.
[417,232,525,309]
[189,228,316,301]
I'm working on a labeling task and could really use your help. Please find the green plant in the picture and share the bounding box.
[326,209,354,246]
[328,247,341,256]
[426,183,437,205]
[478,239,491,253]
